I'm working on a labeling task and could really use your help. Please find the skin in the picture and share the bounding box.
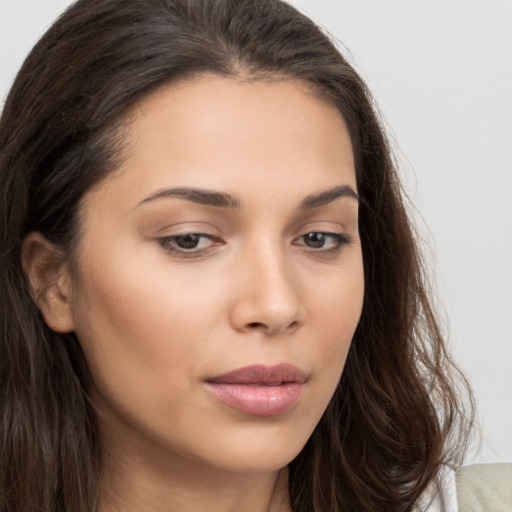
[24,75,364,512]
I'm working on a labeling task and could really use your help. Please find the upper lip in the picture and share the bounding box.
[206,364,307,385]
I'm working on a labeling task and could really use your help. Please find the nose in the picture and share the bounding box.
[229,245,305,336]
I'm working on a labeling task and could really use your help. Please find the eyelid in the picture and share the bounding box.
[153,220,222,236]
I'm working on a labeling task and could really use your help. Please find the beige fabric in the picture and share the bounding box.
[456,463,512,512]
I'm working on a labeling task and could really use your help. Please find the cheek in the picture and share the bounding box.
[309,251,364,340]
[302,254,364,398]
[69,256,223,457]
[69,240,240,412]
[71,254,197,394]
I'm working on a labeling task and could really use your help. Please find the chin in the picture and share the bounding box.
[179,417,315,474]
[200,443,305,474]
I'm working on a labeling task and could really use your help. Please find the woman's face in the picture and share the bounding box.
[65,75,364,473]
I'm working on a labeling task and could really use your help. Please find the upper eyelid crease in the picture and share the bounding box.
[158,233,217,249]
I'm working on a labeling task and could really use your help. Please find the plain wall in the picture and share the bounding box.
[1,0,511,465]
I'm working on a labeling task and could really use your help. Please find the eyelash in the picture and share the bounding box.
[157,231,353,259]
[293,232,353,254]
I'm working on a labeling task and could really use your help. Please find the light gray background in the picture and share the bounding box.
[1,0,510,465]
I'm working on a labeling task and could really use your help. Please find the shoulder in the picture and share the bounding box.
[413,463,512,511]
[456,463,512,512]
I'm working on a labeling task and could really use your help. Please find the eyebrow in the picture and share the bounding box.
[138,187,240,209]
[299,185,359,210]
[137,184,358,210]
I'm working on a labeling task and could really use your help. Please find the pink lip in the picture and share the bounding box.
[205,364,306,417]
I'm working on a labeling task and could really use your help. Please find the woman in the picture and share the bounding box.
[0,0,477,510]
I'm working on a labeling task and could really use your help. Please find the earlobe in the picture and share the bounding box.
[21,232,75,333]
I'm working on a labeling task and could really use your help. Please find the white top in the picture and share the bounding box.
[416,467,458,512]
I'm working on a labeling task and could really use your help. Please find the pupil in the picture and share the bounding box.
[176,234,200,249]
[305,232,325,248]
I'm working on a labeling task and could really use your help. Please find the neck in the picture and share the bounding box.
[99,456,290,512]
[97,419,292,512]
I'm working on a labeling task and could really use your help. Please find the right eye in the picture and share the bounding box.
[157,233,222,257]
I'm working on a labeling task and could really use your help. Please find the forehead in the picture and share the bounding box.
[83,74,356,213]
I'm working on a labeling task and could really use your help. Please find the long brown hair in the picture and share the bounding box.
[0,1,472,510]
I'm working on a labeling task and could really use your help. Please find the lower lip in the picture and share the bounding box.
[205,382,305,416]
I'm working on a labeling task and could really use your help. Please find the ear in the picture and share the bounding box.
[21,232,75,333]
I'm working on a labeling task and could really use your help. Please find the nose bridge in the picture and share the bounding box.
[229,237,303,335]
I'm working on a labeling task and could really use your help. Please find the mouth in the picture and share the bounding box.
[204,364,306,417]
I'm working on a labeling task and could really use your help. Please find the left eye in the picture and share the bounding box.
[295,232,351,251]
[170,233,205,249]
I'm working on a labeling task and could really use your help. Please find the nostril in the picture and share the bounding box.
[246,320,300,333]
